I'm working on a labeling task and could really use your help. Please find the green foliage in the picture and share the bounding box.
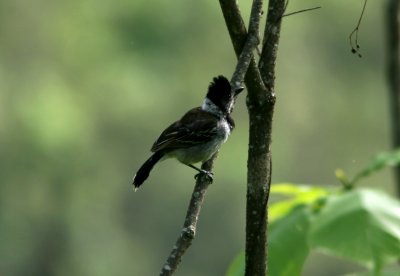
[227,206,312,276]
[336,150,400,189]
[226,252,245,276]
[310,189,400,273]
[269,183,328,222]
[268,205,311,276]
[351,149,400,185]
[347,271,400,276]
[227,150,400,276]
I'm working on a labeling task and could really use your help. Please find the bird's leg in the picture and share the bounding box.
[185,164,214,182]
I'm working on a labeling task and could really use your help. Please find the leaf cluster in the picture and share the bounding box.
[227,150,400,276]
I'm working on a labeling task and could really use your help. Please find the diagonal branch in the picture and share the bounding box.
[159,1,264,275]
[219,0,266,93]
[230,0,263,89]
[159,158,215,276]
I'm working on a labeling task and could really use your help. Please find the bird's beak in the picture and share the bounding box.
[234,86,245,95]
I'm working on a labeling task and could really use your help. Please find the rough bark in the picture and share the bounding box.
[386,0,400,196]
[219,0,285,274]
[159,159,214,276]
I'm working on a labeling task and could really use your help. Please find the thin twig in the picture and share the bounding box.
[231,0,263,89]
[349,0,367,58]
[159,1,264,274]
[284,0,290,14]
[219,0,266,93]
[282,6,321,18]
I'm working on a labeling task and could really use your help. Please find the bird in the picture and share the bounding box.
[132,75,243,190]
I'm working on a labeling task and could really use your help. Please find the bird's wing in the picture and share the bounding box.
[151,108,219,152]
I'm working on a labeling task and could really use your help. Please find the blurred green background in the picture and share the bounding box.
[0,0,393,275]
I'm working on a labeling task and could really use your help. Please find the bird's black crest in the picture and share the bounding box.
[207,76,231,97]
[206,76,232,113]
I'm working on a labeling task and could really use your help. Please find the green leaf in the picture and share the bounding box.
[226,206,311,276]
[226,252,244,276]
[270,183,328,222]
[345,269,400,276]
[351,149,400,185]
[271,183,308,195]
[269,205,311,276]
[271,183,328,196]
[309,189,400,270]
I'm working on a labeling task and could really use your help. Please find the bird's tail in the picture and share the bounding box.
[132,151,164,190]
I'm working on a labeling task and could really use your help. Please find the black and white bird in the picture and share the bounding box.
[132,75,243,190]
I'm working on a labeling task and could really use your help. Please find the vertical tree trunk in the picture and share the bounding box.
[219,0,285,274]
[245,1,285,275]
[386,0,400,196]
